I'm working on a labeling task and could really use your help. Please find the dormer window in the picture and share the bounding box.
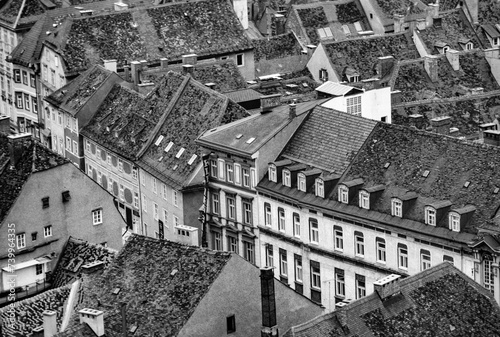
[442,46,450,54]
[268,164,277,182]
[338,185,348,204]
[449,212,460,232]
[283,170,291,187]
[346,96,361,116]
[315,178,324,198]
[425,206,436,226]
[494,37,500,46]
[465,42,473,50]
[391,198,402,217]
[359,191,369,209]
[298,173,306,192]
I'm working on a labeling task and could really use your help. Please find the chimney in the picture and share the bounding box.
[428,3,439,18]
[160,57,168,69]
[113,1,128,11]
[78,309,104,336]
[446,49,459,71]
[376,56,395,78]
[130,61,142,86]
[43,310,58,337]
[274,14,285,35]
[260,268,278,337]
[373,274,401,300]
[182,64,194,76]
[289,101,297,119]
[471,87,484,95]
[416,18,426,30]
[424,55,439,82]
[430,116,452,135]
[124,65,130,82]
[483,130,500,146]
[408,114,424,129]
[393,14,405,33]
[260,94,281,113]
[232,0,249,29]
[102,59,117,73]
[182,54,198,66]
[0,115,10,135]
[8,133,31,169]
[204,82,216,90]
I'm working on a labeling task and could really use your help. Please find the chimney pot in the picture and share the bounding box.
[78,309,105,336]
[289,102,297,119]
[424,55,439,82]
[373,274,401,300]
[430,116,452,135]
[130,61,142,86]
[445,49,460,71]
[43,310,58,337]
[160,57,168,69]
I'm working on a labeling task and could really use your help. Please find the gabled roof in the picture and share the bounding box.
[342,122,500,233]
[281,106,378,173]
[315,81,363,96]
[285,263,500,337]
[47,0,253,75]
[253,32,304,62]
[61,234,233,337]
[224,88,262,103]
[482,24,500,38]
[0,134,68,223]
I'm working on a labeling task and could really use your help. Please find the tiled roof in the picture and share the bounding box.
[281,106,378,173]
[342,122,500,233]
[62,234,232,337]
[374,0,426,18]
[51,237,117,288]
[440,0,461,11]
[253,32,303,62]
[45,65,120,117]
[287,263,500,337]
[0,284,72,337]
[478,0,500,25]
[0,134,68,223]
[198,100,323,156]
[51,0,252,75]
[482,24,500,38]
[324,33,418,81]
[418,9,482,54]
[224,88,262,103]
[142,59,248,94]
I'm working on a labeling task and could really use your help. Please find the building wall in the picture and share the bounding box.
[0,27,18,129]
[229,50,255,81]
[0,163,124,291]
[178,255,324,337]
[412,30,429,57]
[11,64,39,136]
[358,0,387,34]
[182,187,204,245]
[257,192,475,311]
[307,44,339,83]
[255,54,309,78]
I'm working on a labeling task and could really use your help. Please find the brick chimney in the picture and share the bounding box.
[424,55,439,82]
[102,59,117,73]
[0,115,10,135]
[289,101,297,120]
[182,64,194,76]
[446,49,460,71]
[78,309,104,336]
[376,56,395,78]
[8,133,31,169]
[393,14,405,33]
[160,57,168,69]
[274,14,286,35]
[43,310,58,337]
[130,61,142,86]
[182,54,198,66]
[373,274,401,300]
[430,116,452,135]
[416,18,426,30]
[260,268,278,337]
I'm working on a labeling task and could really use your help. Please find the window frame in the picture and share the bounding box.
[335,268,345,297]
[309,218,319,244]
[334,225,343,251]
[311,262,321,290]
[420,249,431,271]
[282,169,291,187]
[92,208,103,225]
[359,190,370,209]
[226,195,236,220]
[242,198,252,225]
[297,173,306,192]
[425,206,436,226]
[315,178,324,197]
[266,245,274,267]
[398,244,408,270]
[212,192,220,214]
[279,249,288,278]
[278,208,285,232]
[16,233,26,249]
[355,275,366,299]
[293,213,301,238]
[449,212,460,232]
[242,167,250,187]
[226,162,234,183]
[338,185,349,203]
[294,254,303,283]
[264,203,272,227]
[354,232,365,257]
[376,237,386,263]
[210,159,218,178]
[391,198,403,217]
[268,164,277,182]
[236,53,244,67]
[43,225,52,238]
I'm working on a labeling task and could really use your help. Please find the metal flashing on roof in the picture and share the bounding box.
[463,181,470,188]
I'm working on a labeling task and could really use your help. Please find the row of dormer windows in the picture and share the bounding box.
[268,164,326,197]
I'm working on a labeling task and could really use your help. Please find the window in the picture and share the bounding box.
[132,168,138,180]
[392,198,402,217]
[16,233,26,249]
[356,274,366,299]
[494,37,500,47]
[36,264,43,275]
[466,42,473,50]
[449,212,460,232]
[234,164,241,185]
[152,178,157,194]
[44,225,52,237]
[298,173,306,192]
[315,178,324,197]
[420,249,431,271]
[310,260,322,303]
[31,232,37,241]
[335,268,345,297]
[376,237,386,263]
[425,207,436,226]
[210,159,217,178]
[228,236,238,253]
[264,203,272,226]
[355,232,364,256]
[154,203,159,220]
[274,208,284,232]
[174,216,180,227]
[293,213,300,238]
[65,137,71,152]
[268,164,277,182]
[141,174,145,186]
[319,68,328,82]
[279,249,288,278]
[309,218,319,244]
[13,69,20,82]
[226,315,236,334]
[242,168,250,187]
[294,254,303,282]
[42,197,49,209]
[72,141,78,155]
[338,185,348,203]
[173,190,178,207]
[334,225,343,251]
[236,53,244,66]
[217,159,225,180]
[226,195,236,220]
[30,73,35,87]
[143,223,148,236]
[282,169,291,187]
[398,243,408,269]
[142,194,147,212]
[51,69,55,86]
[213,232,221,250]
[443,255,454,264]
[359,190,369,209]
[251,168,257,188]
[134,192,139,209]
[22,71,28,85]
[484,255,494,293]
[212,192,220,214]
[442,46,450,54]
[24,93,30,111]
[15,92,22,109]
[118,159,123,172]
[92,209,103,225]
[244,241,254,264]
[119,184,125,201]
[346,96,361,115]
[243,199,252,224]
[226,163,234,183]
[163,209,168,224]
[266,244,274,267]
[58,112,62,125]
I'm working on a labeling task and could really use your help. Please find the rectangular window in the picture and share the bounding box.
[142,195,147,212]
[283,170,291,187]
[42,197,49,209]
[13,69,20,82]
[134,192,139,209]
[356,274,366,299]
[309,219,319,244]
[338,185,349,203]
[226,163,234,183]
[132,168,138,180]
[22,70,28,85]
[234,163,241,185]
[154,203,159,220]
[242,168,250,187]
[210,159,218,178]
[227,195,236,220]
[426,207,436,226]
[450,213,460,232]
[359,191,370,209]
[218,159,225,180]
[399,244,408,269]
[278,208,285,232]
[173,190,178,207]
[310,261,321,297]
[36,264,43,275]
[268,165,277,182]
[266,244,274,267]
[376,238,386,263]
[163,209,168,224]
[32,232,37,241]
[279,249,288,278]
[161,183,167,200]
[44,225,52,237]
[316,179,324,197]
[152,178,157,194]
[242,199,252,224]
[244,241,254,264]
[421,250,431,271]
[298,174,306,192]
[141,174,145,186]
[335,268,345,297]
[294,254,303,282]
[118,159,123,172]
[65,136,71,151]
[392,199,402,217]
[72,141,78,155]
[16,233,26,249]
[51,69,55,86]
[213,232,221,250]
[24,93,30,111]
[228,236,238,253]
[264,203,272,226]
[334,225,343,251]
[212,192,220,214]
[226,315,236,334]
[174,216,179,227]
[92,209,103,225]
[293,213,300,238]
[355,232,364,256]
[119,184,125,201]
[15,92,22,109]
[346,95,362,115]
[236,53,244,66]
[32,96,38,113]
[30,73,36,87]
[251,168,257,188]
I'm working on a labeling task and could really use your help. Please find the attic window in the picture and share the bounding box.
[422,170,430,178]
[384,162,391,169]
[391,198,402,217]
[62,191,71,203]
[42,197,50,209]
[235,134,243,139]
[112,288,121,295]
[315,178,324,198]
[154,135,164,146]
[175,148,185,158]
[164,142,174,153]
[338,185,349,204]
[246,137,255,144]
[425,206,436,226]
[463,181,470,188]
[187,154,197,165]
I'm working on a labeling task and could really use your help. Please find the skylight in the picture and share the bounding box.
[463,181,470,188]
[494,187,499,194]
[246,137,256,144]
[176,148,185,158]
[384,162,391,169]
[158,156,163,162]
[154,135,164,146]
[422,170,430,177]
[236,134,243,139]
[188,154,197,165]
[164,142,174,153]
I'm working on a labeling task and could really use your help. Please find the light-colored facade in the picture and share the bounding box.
[0,27,16,130]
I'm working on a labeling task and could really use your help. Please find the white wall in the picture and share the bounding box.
[307,44,339,83]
